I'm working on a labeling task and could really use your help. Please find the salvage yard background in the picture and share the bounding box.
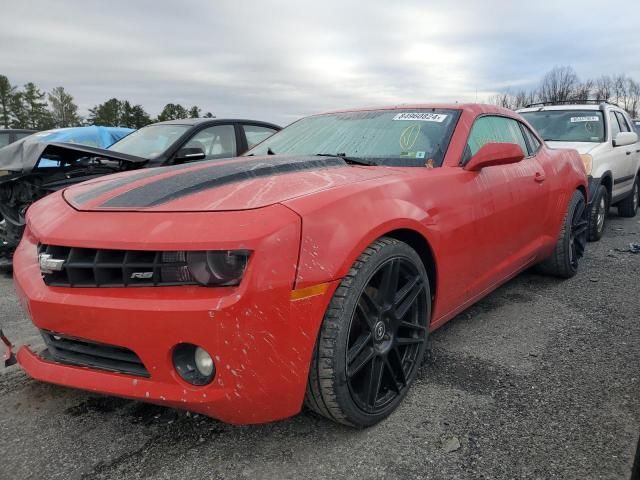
[1,212,638,479]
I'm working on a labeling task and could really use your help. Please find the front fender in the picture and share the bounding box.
[288,193,439,289]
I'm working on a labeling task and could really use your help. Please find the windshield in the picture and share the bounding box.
[520,110,605,143]
[109,124,189,159]
[247,109,461,166]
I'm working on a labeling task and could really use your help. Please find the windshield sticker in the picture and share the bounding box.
[416,151,426,159]
[399,124,421,150]
[393,112,448,122]
[570,116,600,123]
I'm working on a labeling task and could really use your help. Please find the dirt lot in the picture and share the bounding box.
[1,212,639,480]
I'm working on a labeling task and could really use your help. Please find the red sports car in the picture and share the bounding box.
[12,104,588,427]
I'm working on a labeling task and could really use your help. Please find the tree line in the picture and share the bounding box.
[489,66,640,117]
[0,74,213,130]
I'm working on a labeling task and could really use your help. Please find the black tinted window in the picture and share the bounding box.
[520,124,541,155]
[614,112,631,132]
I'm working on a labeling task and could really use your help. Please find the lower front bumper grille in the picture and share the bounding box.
[40,330,149,377]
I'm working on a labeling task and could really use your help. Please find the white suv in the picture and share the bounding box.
[519,102,640,241]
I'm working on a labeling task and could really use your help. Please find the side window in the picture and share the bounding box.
[609,111,622,138]
[465,116,528,162]
[614,112,631,132]
[184,125,236,160]
[520,124,541,156]
[243,125,278,149]
[0,133,10,148]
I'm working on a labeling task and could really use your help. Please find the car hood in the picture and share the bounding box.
[0,141,146,173]
[64,155,396,212]
[545,141,600,155]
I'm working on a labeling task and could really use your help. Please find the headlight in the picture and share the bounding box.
[579,154,593,175]
[0,171,8,177]
[187,250,250,286]
[158,250,250,286]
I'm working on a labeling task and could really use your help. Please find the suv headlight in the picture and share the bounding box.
[579,154,593,175]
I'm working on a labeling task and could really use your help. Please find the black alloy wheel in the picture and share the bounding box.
[346,257,427,414]
[537,190,587,278]
[569,196,588,269]
[305,237,431,427]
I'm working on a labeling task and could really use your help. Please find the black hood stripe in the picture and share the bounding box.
[100,156,347,208]
[72,161,203,206]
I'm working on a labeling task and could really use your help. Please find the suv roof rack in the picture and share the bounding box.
[524,99,620,108]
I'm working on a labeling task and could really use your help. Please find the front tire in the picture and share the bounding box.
[617,177,639,218]
[537,190,587,278]
[587,185,608,241]
[305,237,430,427]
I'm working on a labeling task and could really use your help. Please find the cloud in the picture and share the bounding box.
[1,0,639,125]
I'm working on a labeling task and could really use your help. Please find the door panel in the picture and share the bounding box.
[460,115,551,298]
[608,111,633,198]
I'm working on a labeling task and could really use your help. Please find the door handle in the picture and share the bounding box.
[534,171,546,183]
[626,151,632,156]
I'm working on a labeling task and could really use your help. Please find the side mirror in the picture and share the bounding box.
[613,131,638,147]
[464,142,525,172]
[175,147,206,162]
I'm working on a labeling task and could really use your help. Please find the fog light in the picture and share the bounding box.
[173,343,216,385]
[194,347,214,376]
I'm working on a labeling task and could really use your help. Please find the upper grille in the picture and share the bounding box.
[39,244,196,287]
[40,330,149,377]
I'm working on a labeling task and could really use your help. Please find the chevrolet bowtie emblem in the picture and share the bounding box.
[38,253,65,274]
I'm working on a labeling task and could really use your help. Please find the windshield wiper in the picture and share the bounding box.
[315,153,377,166]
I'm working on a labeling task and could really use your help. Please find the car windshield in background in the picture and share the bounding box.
[109,124,189,159]
[521,110,605,143]
[247,109,461,166]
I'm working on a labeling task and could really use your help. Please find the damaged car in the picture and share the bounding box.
[0,119,280,268]
[13,104,587,427]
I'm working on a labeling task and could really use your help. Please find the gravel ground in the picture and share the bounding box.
[1,212,639,480]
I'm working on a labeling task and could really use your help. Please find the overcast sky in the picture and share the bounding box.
[2,0,639,125]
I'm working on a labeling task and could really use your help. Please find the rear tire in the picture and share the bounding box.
[587,185,608,242]
[537,190,587,278]
[305,237,430,428]
[617,177,639,218]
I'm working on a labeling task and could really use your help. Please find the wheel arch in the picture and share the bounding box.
[576,184,587,202]
[384,228,438,307]
[600,172,613,198]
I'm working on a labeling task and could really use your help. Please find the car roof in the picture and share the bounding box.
[316,103,518,118]
[517,104,604,113]
[151,118,280,128]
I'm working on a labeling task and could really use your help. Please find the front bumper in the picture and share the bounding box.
[13,202,338,424]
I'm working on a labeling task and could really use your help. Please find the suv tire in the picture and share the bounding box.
[587,185,609,241]
[617,176,639,218]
